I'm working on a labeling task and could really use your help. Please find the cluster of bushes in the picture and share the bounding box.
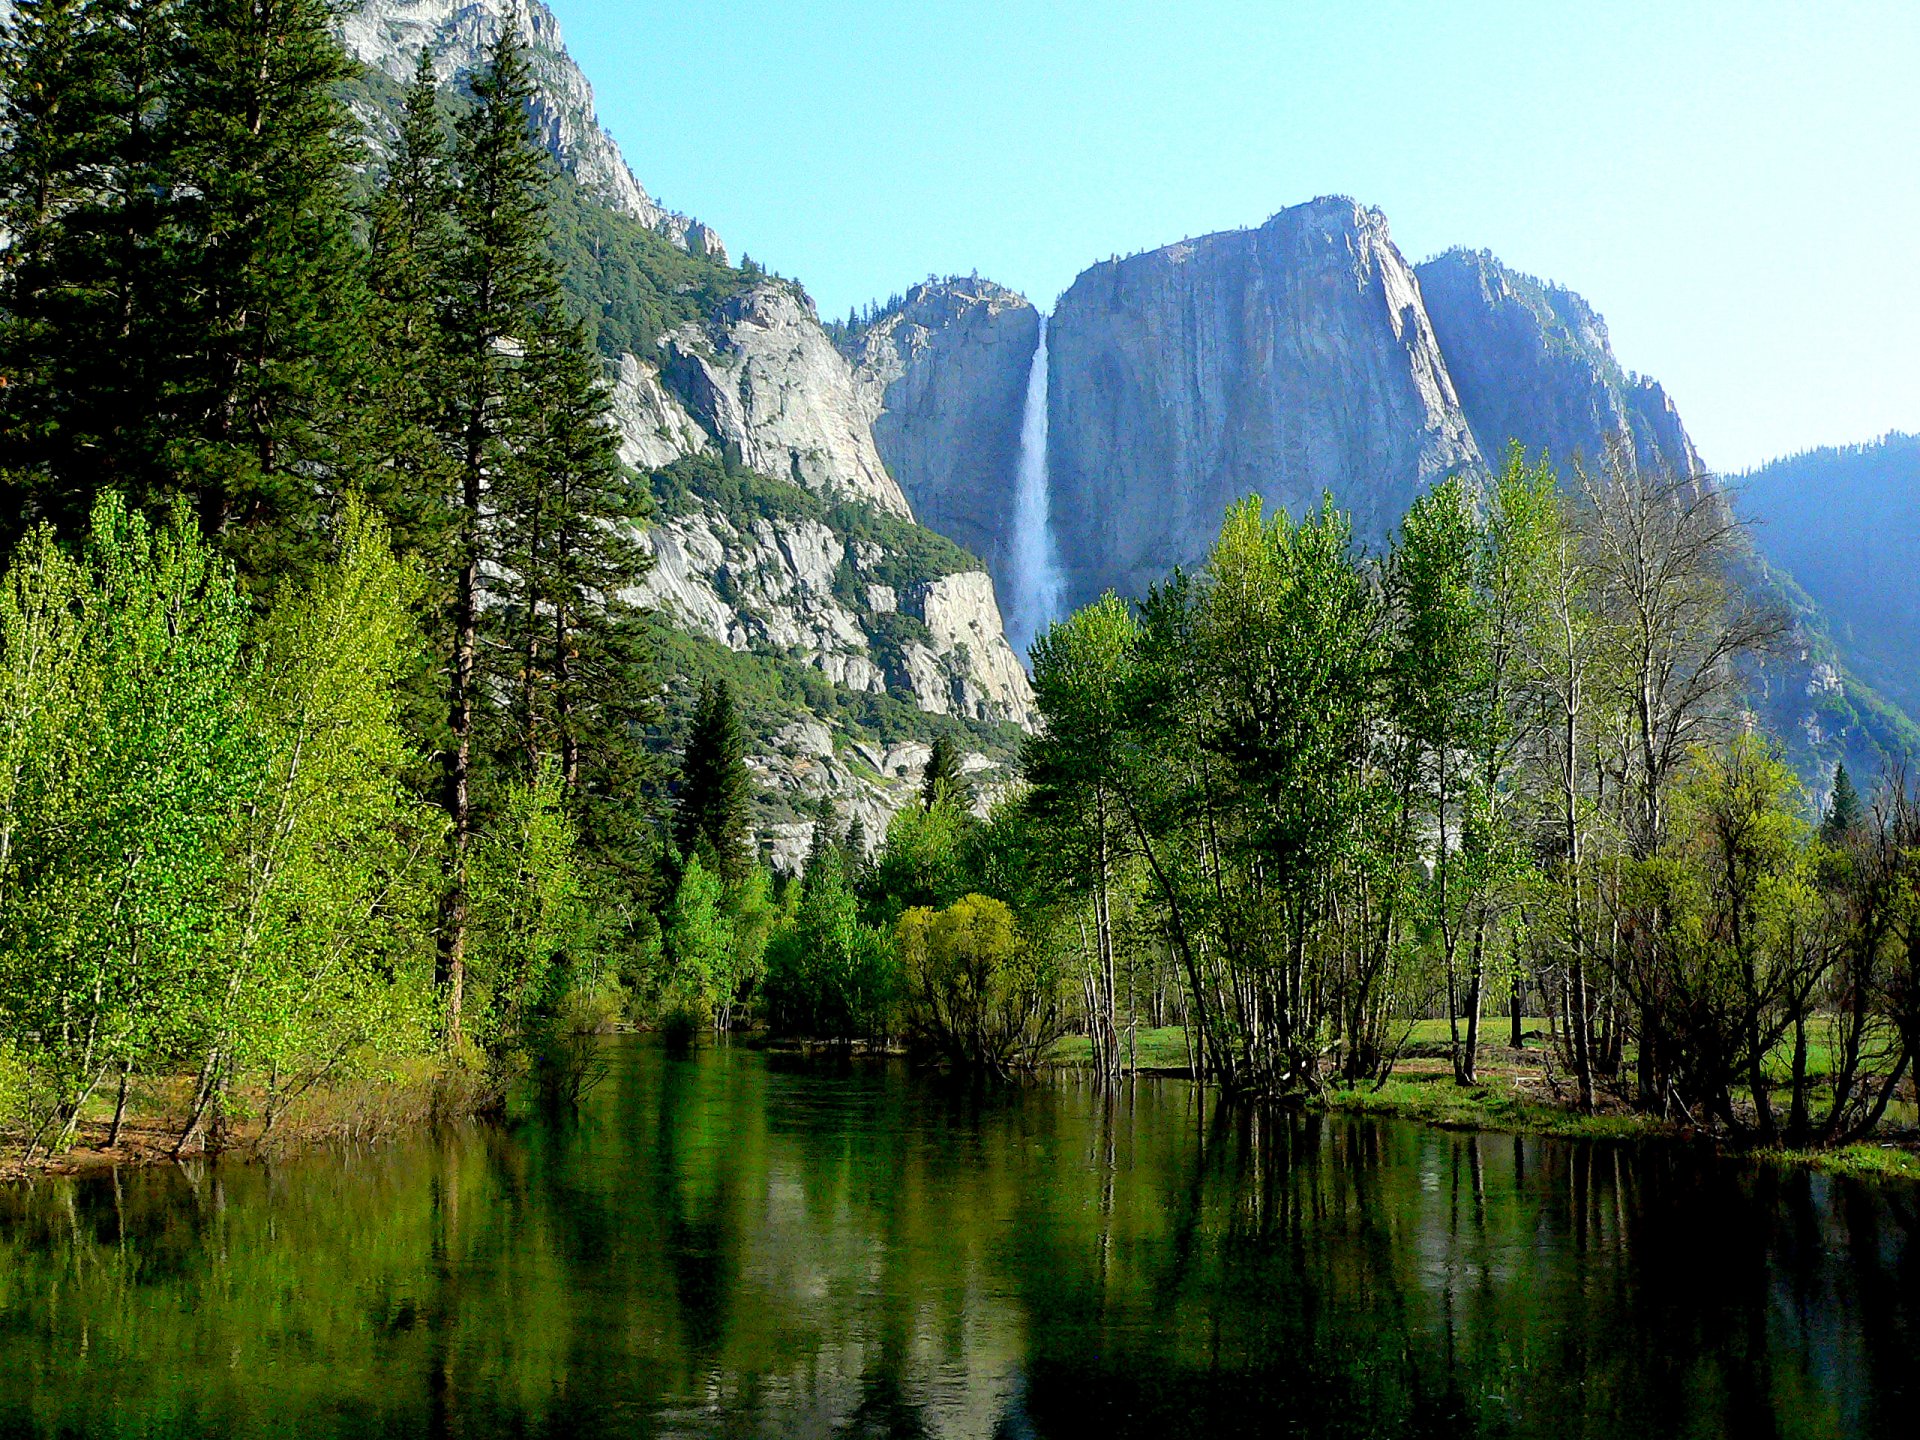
[647,713,1075,1074]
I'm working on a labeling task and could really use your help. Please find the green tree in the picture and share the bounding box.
[897,894,1070,1076]
[197,501,442,1149]
[0,0,176,539]
[1025,593,1140,1080]
[467,760,591,1070]
[764,848,897,1042]
[148,0,364,580]
[434,26,570,1038]
[1821,761,1865,845]
[660,854,735,1029]
[674,678,751,883]
[921,734,968,810]
[359,46,458,559]
[0,495,253,1156]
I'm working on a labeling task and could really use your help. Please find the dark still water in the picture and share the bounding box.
[2,1040,1915,1439]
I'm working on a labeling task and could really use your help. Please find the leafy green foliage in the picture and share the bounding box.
[897,894,1070,1074]
[762,849,897,1042]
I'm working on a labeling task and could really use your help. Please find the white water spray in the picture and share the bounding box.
[1006,315,1066,661]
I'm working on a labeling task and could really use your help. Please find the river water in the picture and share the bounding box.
[0,1038,1913,1438]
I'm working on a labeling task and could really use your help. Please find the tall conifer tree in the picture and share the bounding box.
[361,47,458,560]
[0,0,174,540]
[153,0,363,580]
[674,679,751,884]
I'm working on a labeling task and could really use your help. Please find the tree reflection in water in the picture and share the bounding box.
[0,1038,1913,1438]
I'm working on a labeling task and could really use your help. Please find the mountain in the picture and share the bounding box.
[339,0,724,257]
[844,278,1042,577]
[1735,434,1920,718]
[1045,199,1482,607]
[849,199,1917,786]
[1415,248,1700,480]
[331,0,1034,866]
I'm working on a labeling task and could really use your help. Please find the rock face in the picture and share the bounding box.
[846,279,1042,575]
[608,354,709,471]
[1046,197,1484,607]
[339,0,724,258]
[621,511,1034,729]
[1415,249,1701,478]
[664,284,912,516]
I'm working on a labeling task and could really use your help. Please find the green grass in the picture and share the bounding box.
[1049,1025,1193,1071]
[1323,1075,1651,1142]
[1763,1142,1920,1184]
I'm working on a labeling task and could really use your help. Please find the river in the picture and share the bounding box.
[0,1037,1913,1437]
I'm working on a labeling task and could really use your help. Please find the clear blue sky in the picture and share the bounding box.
[555,0,1920,472]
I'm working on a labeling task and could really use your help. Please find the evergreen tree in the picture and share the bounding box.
[803,799,840,891]
[360,46,458,559]
[150,0,364,581]
[674,679,751,883]
[496,308,651,791]
[0,0,175,541]
[434,26,563,1037]
[922,734,969,810]
[1821,761,1866,844]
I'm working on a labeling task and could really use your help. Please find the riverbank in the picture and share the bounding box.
[0,1060,479,1183]
[1051,1024,1920,1184]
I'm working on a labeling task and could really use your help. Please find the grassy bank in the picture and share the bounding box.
[1050,1022,1920,1184]
[0,1059,484,1182]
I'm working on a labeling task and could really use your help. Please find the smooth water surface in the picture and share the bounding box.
[1,1038,1915,1438]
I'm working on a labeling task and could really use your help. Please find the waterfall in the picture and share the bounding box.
[1006,315,1066,662]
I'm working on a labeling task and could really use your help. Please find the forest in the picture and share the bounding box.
[1,0,1915,1173]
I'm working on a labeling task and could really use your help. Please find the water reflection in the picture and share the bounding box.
[0,1038,1914,1438]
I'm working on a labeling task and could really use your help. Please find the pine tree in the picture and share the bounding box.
[434,26,561,1038]
[495,308,649,786]
[0,0,175,541]
[1821,761,1866,844]
[360,46,458,560]
[674,679,751,884]
[147,0,364,581]
[803,799,840,891]
[922,734,969,810]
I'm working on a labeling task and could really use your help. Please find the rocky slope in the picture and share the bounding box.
[330,0,1032,855]
[1416,248,1700,479]
[340,0,724,256]
[662,285,912,516]
[1045,197,1485,607]
[845,278,1042,576]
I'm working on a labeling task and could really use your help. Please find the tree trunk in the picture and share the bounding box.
[1461,920,1486,1085]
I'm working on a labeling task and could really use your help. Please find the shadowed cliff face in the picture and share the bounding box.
[1044,197,1483,608]
[846,279,1042,579]
[1416,248,1700,480]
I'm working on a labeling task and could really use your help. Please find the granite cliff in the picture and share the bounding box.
[1416,248,1700,479]
[845,201,1914,782]
[1044,198,1483,607]
[330,0,1032,858]
[341,0,723,256]
[845,278,1042,577]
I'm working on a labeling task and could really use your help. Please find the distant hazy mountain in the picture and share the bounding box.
[1736,435,1920,718]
